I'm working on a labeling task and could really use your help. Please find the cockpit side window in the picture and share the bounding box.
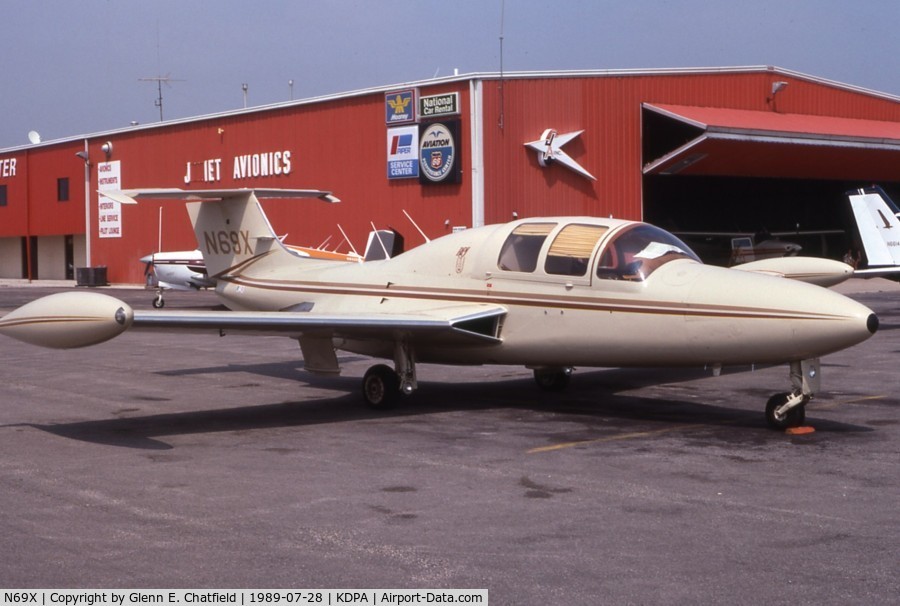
[545,224,609,276]
[497,223,556,272]
[596,224,700,281]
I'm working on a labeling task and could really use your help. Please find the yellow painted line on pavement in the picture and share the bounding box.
[811,395,886,411]
[528,424,705,454]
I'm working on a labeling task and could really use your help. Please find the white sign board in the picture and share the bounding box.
[97,161,122,238]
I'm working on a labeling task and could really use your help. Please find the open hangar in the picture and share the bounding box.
[0,65,899,284]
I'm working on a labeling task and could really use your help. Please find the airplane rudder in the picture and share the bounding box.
[188,196,274,277]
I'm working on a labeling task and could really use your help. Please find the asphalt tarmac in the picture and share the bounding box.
[0,282,898,603]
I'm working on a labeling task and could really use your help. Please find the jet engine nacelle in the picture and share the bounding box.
[0,292,133,349]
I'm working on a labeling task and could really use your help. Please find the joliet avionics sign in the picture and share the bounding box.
[183,149,293,184]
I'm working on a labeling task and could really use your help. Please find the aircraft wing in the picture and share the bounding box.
[853,267,900,279]
[732,257,855,287]
[674,230,843,238]
[131,304,505,345]
[0,292,505,350]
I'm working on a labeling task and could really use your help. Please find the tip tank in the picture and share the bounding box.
[0,292,133,349]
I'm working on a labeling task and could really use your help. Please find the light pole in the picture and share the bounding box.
[76,141,91,268]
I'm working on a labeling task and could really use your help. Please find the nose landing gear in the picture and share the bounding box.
[765,391,808,429]
[765,359,818,430]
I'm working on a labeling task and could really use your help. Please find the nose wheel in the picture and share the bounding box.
[765,392,808,430]
[763,359,818,430]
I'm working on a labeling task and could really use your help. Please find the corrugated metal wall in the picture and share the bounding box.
[478,71,900,225]
[90,85,474,284]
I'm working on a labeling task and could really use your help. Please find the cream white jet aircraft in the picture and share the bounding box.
[0,189,879,430]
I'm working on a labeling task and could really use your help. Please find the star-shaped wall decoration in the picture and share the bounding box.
[524,128,596,181]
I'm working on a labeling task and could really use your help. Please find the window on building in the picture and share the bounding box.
[57,177,69,202]
[0,185,7,207]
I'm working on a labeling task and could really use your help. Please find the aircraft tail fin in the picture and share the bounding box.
[848,186,900,270]
[102,189,339,278]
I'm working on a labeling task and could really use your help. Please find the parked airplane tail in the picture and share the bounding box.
[102,189,340,279]
[848,186,900,280]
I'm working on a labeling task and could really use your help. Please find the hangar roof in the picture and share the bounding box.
[643,103,900,180]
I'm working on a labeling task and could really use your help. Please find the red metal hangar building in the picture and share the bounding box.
[2,65,899,284]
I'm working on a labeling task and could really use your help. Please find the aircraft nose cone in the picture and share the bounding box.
[868,313,879,334]
[681,265,877,365]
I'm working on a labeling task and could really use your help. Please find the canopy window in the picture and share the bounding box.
[497,222,557,273]
[545,224,609,276]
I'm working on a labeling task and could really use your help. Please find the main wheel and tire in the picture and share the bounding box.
[362,364,400,409]
[765,392,807,430]
[533,368,572,392]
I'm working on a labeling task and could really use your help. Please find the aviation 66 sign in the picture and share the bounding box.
[419,121,461,184]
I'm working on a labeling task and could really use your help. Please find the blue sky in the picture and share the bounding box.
[1,0,898,148]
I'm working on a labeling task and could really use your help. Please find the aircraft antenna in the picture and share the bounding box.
[337,224,359,256]
[402,209,431,243]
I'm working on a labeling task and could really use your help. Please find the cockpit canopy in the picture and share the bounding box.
[497,220,700,282]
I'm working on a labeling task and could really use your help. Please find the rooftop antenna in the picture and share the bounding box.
[139,24,183,121]
[498,0,505,130]
[139,74,184,121]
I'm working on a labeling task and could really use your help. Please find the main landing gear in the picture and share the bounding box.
[359,351,821,433]
[361,342,417,409]
[765,359,819,430]
[532,367,573,391]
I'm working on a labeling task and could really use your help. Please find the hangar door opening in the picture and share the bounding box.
[640,104,900,266]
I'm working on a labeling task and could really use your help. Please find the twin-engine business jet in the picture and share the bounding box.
[0,189,879,430]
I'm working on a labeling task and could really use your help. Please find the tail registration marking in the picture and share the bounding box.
[204,230,253,255]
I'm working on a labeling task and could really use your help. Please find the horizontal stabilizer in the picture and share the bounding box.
[100,188,340,205]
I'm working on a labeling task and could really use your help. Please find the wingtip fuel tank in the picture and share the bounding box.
[0,292,133,349]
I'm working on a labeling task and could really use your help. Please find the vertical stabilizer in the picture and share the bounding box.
[186,192,290,278]
[848,188,900,268]
[100,188,340,279]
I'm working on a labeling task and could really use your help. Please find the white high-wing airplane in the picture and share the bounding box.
[0,189,878,430]
[848,186,900,280]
